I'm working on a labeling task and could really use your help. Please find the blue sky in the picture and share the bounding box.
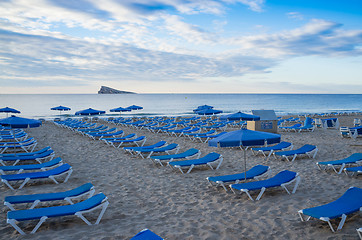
[1,0,362,94]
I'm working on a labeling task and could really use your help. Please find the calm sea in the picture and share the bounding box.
[0,94,361,119]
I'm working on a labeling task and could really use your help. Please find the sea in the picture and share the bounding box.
[0,94,361,119]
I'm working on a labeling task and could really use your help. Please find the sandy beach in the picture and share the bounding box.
[1,115,361,240]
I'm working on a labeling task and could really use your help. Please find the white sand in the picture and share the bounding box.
[0,115,361,239]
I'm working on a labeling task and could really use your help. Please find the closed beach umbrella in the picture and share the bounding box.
[51,105,71,116]
[75,108,105,116]
[196,108,223,115]
[219,112,260,121]
[0,107,21,118]
[126,105,143,110]
[209,129,280,181]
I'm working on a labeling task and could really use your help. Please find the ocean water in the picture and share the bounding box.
[0,94,361,119]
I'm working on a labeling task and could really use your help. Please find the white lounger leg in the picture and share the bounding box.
[75,198,109,225]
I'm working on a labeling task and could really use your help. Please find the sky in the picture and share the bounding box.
[1,0,362,94]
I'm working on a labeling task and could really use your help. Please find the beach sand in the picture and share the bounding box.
[1,115,361,239]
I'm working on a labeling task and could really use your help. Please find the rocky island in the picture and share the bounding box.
[98,86,136,94]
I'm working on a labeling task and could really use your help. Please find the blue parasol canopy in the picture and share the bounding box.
[75,108,105,116]
[130,229,163,240]
[0,107,21,118]
[51,106,71,111]
[209,129,280,148]
[196,108,223,115]
[110,107,132,112]
[0,116,42,129]
[126,105,143,110]
[193,105,214,113]
[219,112,260,121]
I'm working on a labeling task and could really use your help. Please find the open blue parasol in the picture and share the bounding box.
[219,112,260,121]
[0,116,42,129]
[75,108,105,116]
[209,129,280,181]
[193,105,214,113]
[0,107,21,118]
[110,107,132,112]
[196,108,223,115]
[51,105,71,117]
[126,105,143,110]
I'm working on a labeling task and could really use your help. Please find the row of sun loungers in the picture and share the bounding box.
[0,129,109,235]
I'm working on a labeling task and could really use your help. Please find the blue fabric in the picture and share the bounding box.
[0,116,41,129]
[1,149,53,161]
[110,107,131,112]
[137,143,178,153]
[219,112,260,121]
[274,144,316,156]
[301,187,362,219]
[196,109,223,115]
[50,106,71,111]
[208,129,280,148]
[0,157,61,171]
[251,142,291,151]
[5,183,93,204]
[0,146,51,158]
[169,152,220,167]
[130,229,163,240]
[124,141,166,151]
[317,153,362,166]
[0,107,21,114]
[7,193,106,221]
[344,166,362,172]
[150,148,199,160]
[208,165,269,183]
[75,108,105,115]
[126,105,143,110]
[231,170,297,191]
[1,164,71,181]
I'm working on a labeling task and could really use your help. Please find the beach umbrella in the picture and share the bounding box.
[0,116,42,152]
[126,105,143,110]
[209,129,280,181]
[110,107,132,116]
[51,105,71,116]
[75,108,105,116]
[219,111,260,121]
[0,107,21,118]
[196,108,223,115]
[193,105,214,113]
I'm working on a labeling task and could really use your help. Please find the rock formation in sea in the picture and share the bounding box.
[98,86,136,94]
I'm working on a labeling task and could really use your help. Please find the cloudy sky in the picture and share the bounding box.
[1,0,362,94]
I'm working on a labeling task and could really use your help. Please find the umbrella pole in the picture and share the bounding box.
[242,146,247,182]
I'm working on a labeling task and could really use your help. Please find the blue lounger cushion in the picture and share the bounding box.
[123,141,167,154]
[150,148,200,166]
[207,165,270,191]
[0,146,52,158]
[274,144,318,162]
[298,187,362,232]
[316,153,362,174]
[4,183,95,210]
[168,152,223,174]
[1,163,73,190]
[230,170,300,201]
[0,157,62,174]
[7,193,109,235]
[344,166,362,175]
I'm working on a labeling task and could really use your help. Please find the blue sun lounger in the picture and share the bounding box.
[109,136,146,148]
[1,163,73,190]
[207,165,270,191]
[298,187,362,232]
[0,146,52,158]
[0,149,55,166]
[135,143,179,159]
[230,170,300,201]
[123,141,167,155]
[150,148,201,166]
[274,144,318,162]
[168,152,223,174]
[251,142,293,160]
[316,153,362,174]
[358,228,362,239]
[344,166,362,176]
[195,132,227,143]
[7,192,109,235]
[130,228,164,240]
[0,157,62,175]
[0,138,37,154]
[4,183,95,211]
[101,133,137,145]
[97,130,124,139]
